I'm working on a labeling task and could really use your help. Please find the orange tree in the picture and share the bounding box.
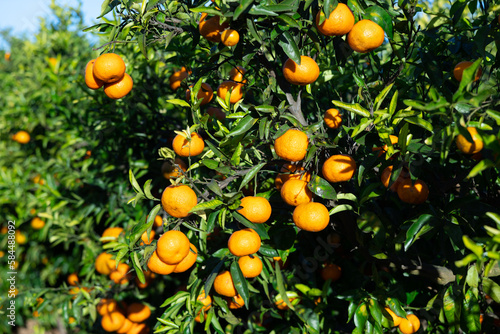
[80,0,500,333]
[0,2,191,333]
[1,0,500,333]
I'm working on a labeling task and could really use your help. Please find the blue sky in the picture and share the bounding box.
[0,0,104,36]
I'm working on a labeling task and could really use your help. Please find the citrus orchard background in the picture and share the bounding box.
[1,0,500,333]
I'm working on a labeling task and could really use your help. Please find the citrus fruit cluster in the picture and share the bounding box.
[199,13,240,47]
[85,53,133,99]
[98,298,151,333]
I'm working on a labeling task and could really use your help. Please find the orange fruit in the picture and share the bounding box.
[373,134,399,157]
[282,55,320,86]
[206,106,226,121]
[104,73,133,99]
[5,52,10,61]
[154,215,163,228]
[347,19,385,53]
[456,127,483,154]
[274,129,309,162]
[173,243,198,273]
[127,302,151,322]
[48,57,58,67]
[384,307,402,327]
[109,263,130,285]
[275,163,311,189]
[275,295,298,310]
[293,202,330,232]
[217,81,244,103]
[281,179,314,206]
[199,13,229,42]
[213,270,238,297]
[116,318,134,333]
[324,108,342,129]
[195,291,212,322]
[238,255,263,278]
[227,294,245,309]
[321,263,342,281]
[147,250,176,275]
[162,158,187,179]
[31,217,45,230]
[93,53,126,83]
[68,317,76,324]
[67,273,79,286]
[381,165,409,192]
[315,4,355,36]
[221,29,240,46]
[127,323,149,334]
[186,82,214,105]
[237,196,272,224]
[85,59,104,90]
[32,174,45,185]
[398,314,420,334]
[156,230,190,265]
[172,132,205,157]
[229,66,246,83]
[161,184,198,218]
[97,299,118,315]
[102,227,124,243]
[12,130,30,144]
[228,228,261,257]
[95,252,114,275]
[15,230,27,244]
[101,311,126,332]
[140,229,155,245]
[322,154,356,183]
[169,66,191,90]
[453,61,482,82]
[397,179,429,204]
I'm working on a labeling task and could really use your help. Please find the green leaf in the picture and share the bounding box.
[483,278,500,303]
[228,115,257,137]
[202,159,219,170]
[258,244,279,257]
[129,169,144,195]
[132,252,145,284]
[249,4,280,16]
[354,303,368,330]
[323,0,339,19]
[373,83,394,111]
[275,262,293,310]
[389,90,399,118]
[443,285,459,329]
[467,159,495,179]
[166,99,191,107]
[404,214,434,251]
[404,116,433,132]
[138,33,147,59]
[308,176,337,200]
[278,31,300,64]
[462,289,481,334]
[230,261,249,307]
[277,14,300,28]
[234,0,254,20]
[330,204,354,215]
[231,142,243,166]
[331,100,371,118]
[238,163,266,191]
[247,18,262,43]
[232,211,269,240]
[368,299,383,325]
[98,0,119,19]
[463,235,483,257]
[363,6,393,39]
[190,199,224,213]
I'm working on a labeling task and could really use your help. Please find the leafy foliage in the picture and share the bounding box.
[1,0,500,333]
